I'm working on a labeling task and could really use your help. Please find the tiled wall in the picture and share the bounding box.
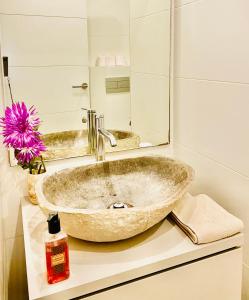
[0,54,5,300]
[0,74,28,299]
[130,0,171,145]
[173,0,249,298]
[0,26,28,299]
[0,0,90,135]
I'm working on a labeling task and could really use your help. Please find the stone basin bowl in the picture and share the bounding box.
[41,129,140,161]
[36,156,194,242]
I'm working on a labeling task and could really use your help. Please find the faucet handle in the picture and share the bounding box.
[97,114,105,130]
[81,107,96,126]
[81,108,96,113]
[73,83,88,89]
[82,116,87,123]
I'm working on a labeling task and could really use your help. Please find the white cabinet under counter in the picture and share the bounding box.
[22,198,243,300]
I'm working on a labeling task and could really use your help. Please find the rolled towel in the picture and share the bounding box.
[170,193,243,244]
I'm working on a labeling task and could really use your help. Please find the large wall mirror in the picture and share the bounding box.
[1,0,172,163]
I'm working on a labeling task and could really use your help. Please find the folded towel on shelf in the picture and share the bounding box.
[170,193,243,244]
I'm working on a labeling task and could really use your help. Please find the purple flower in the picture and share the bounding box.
[0,102,41,148]
[16,140,47,164]
[0,102,46,164]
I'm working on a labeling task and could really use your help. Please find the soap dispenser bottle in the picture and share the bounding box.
[45,212,70,284]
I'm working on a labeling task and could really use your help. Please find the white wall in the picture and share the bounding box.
[0,26,28,300]
[173,0,249,298]
[0,73,28,299]
[0,46,5,300]
[130,0,171,145]
[0,0,89,135]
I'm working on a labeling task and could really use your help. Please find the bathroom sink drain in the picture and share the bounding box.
[108,202,133,209]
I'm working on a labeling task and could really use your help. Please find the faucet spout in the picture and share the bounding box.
[96,115,117,161]
[83,109,117,161]
[98,128,117,147]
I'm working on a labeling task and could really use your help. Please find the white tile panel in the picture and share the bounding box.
[87,0,129,36]
[4,66,89,118]
[174,0,249,83]
[131,10,170,75]
[0,0,87,18]
[130,0,170,18]
[39,110,85,134]
[174,78,249,177]
[131,72,169,145]
[5,237,28,300]
[0,14,88,66]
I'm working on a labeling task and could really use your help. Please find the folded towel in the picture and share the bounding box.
[95,55,128,67]
[171,193,243,244]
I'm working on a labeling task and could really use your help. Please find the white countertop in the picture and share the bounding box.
[22,198,243,300]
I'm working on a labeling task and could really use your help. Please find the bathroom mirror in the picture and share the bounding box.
[1,0,172,163]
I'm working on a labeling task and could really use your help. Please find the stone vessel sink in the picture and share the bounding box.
[41,129,140,161]
[36,156,194,242]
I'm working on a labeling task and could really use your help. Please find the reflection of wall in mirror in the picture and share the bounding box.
[87,0,131,133]
[0,0,90,135]
[87,0,130,67]
[130,0,171,146]
[90,66,131,131]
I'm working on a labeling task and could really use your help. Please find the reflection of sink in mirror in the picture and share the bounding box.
[36,156,194,242]
[41,130,140,161]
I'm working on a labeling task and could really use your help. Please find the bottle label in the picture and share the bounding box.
[51,244,66,274]
[51,253,65,267]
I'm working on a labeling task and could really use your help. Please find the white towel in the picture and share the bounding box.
[171,193,243,244]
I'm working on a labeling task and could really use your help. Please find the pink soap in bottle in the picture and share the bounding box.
[45,213,70,284]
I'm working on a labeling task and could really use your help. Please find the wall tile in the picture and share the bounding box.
[130,0,170,18]
[5,236,28,300]
[131,10,170,75]
[0,44,5,300]
[4,66,89,117]
[87,0,129,36]
[173,143,249,266]
[0,14,88,66]
[40,110,85,134]
[90,66,131,131]
[0,145,26,240]
[104,93,131,131]
[131,73,169,145]
[174,0,249,83]
[242,264,249,300]
[174,0,200,8]
[0,0,87,18]
[0,215,3,299]
[174,78,249,178]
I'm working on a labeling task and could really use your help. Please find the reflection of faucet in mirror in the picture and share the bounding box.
[96,115,117,161]
[82,109,117,161]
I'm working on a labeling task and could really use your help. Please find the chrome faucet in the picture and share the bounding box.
[82,109,117,161]
[96,115,117,161]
